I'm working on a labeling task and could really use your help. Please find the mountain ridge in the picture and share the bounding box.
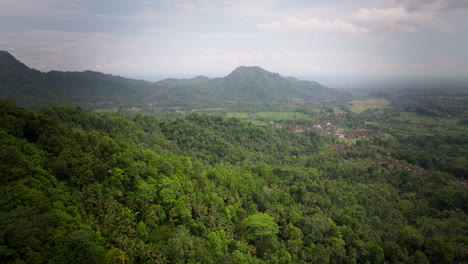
[0,51,346,109]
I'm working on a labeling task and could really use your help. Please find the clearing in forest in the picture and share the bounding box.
[348,98,391,114]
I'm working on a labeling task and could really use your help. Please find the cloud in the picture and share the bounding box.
[352,7,433,32]
[394,0,468,12]
[257,17,368,35]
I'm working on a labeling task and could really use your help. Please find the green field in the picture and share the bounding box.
[390,111,465,137]
[227,111,313,122]
[349,98,391,114]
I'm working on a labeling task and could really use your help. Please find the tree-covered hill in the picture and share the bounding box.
[0,51,345,110]
[0,51,155,109]
[159,113,319,165]
[0,99,466,263]
[204,66,337,103]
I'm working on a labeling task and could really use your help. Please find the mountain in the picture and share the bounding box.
[0,51,33,75]
[0,51,345,109]
[0,51,155,109]
[152,66,342,106]
[212,66,330,101]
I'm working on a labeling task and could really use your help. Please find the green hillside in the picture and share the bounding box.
[0,99,466,263]
[0,51,154,108]
[0,51,344,110]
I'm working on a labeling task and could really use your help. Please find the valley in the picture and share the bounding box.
[0,52,467,264]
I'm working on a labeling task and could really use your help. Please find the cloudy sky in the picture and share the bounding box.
[1,0,467,80]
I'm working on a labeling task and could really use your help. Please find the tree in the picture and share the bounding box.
[243,213,279,241]
[104,248,127,264]
[205,230,229,257]
[369,244,385,264]
[411,251,429,264]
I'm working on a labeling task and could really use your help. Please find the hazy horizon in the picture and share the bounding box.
[123,71,468,84]
[1,0,467,79]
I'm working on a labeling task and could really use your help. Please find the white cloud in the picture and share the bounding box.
[257,17,368,35]
[352,7,433,32]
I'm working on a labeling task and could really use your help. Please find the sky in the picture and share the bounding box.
[1,0,467,81]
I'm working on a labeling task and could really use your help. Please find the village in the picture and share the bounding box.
[269,117,373,140]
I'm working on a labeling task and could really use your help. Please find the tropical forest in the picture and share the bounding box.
[0,51,467,264]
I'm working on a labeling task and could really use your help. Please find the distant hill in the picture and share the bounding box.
[0,51,154,109]
[151,66,343,107]
[0,51,345,109]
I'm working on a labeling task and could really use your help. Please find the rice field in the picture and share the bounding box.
[348,98,391,114]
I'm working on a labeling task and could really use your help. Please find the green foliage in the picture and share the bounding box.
[205,230,229,257]
[243,213,279,240]
[0,99,466,263]
[160,113,319,165]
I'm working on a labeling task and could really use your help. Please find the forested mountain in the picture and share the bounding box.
[153,66,338,106]
[0,99,466,264]
[0,51,343,110]
[0,51,154,109]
